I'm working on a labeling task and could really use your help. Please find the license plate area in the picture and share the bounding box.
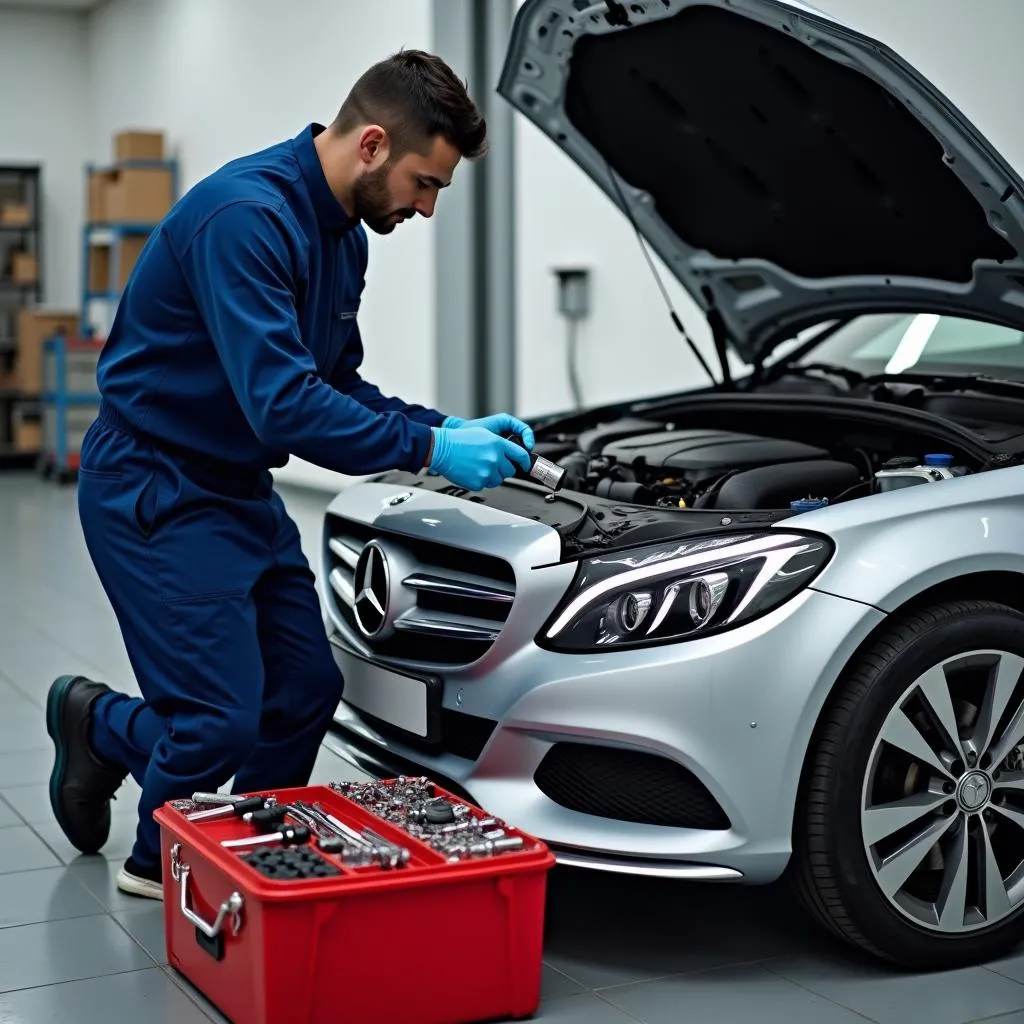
[332,641,442,746]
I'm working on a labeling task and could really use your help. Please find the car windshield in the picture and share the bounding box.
[790,313,1024,381]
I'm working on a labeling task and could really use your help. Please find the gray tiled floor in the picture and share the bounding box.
[2,471,1024,1023]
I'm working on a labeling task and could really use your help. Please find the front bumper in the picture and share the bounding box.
[328,585,885,884]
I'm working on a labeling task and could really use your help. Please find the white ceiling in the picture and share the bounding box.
[0,0,102,9]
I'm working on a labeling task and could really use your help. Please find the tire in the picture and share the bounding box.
[792,599,1024,969]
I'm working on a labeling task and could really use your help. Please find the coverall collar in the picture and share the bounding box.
[295,123,358,233]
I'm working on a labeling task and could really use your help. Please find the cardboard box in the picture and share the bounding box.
[0,203,31,226]
[103,167,173,224]
[15,309,78,393]
[89,235,148,293]
[114,130,165,162]
[10,252,37,284]
[12,404,41,453]
[87,170,112,224]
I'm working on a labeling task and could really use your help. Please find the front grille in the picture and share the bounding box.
[325,513,516,666]
[534,743,731,830]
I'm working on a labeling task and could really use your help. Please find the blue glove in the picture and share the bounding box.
[428,426,532,491]
[443,413,535,451]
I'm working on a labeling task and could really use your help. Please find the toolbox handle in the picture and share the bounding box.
[170,843,245,940]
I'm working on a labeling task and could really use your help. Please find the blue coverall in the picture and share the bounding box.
[78,123,448,872]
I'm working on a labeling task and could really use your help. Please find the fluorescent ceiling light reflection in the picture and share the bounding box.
[886,313,940,374]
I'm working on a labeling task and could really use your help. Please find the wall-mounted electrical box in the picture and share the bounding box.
[553,266,591,320]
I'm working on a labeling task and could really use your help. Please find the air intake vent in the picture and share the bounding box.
[534,743,730,830]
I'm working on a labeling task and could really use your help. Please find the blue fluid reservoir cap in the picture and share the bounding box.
[924,453,954,467]
[791,497,829,513]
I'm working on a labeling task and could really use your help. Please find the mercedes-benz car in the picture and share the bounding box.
[319,0,1024,969]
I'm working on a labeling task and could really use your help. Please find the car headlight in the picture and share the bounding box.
[539,531,833,652]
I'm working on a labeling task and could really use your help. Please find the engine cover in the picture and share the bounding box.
[601,429,829,482]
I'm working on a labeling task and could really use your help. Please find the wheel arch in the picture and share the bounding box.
[783,581,1024,965]
[790,569,1024,845]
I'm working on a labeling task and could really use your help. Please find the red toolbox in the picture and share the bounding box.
[153,778,556,1024]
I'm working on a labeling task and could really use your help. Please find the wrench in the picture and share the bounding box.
[296,802,410,868]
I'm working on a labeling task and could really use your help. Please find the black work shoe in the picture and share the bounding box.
[46,675,129,854]
[117,857,163,901]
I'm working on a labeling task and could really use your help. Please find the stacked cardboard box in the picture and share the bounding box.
[87,130,173,225]
[14,309,78,394]
[9,252,37,284]
[11,402,41,452]
[89,236,148,293]
[84,129,173,311]
[0,203,31,226]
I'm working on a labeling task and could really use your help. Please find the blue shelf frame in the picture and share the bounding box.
[40,335,100,475]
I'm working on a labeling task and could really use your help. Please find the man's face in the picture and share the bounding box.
[353,133,461,235]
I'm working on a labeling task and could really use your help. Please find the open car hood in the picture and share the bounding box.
[498,0,1024,367]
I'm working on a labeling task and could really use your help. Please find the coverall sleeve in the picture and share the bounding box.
[328,322,447,427]
[177,200,435,475]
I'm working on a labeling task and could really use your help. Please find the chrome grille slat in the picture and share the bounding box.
[329,536,363,569]
[393,614,501,642]
[329,567,354,608]
[325,514,516,668]
[402,572,514,604]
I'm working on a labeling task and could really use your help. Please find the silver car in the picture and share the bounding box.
[320,0,1024,969]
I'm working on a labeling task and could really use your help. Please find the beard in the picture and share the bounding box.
[352,161,415,235]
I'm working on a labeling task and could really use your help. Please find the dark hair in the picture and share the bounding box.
[332,50,487,160]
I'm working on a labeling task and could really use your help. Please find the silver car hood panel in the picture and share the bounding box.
[322,480,563,570]
[499,0,1024,364]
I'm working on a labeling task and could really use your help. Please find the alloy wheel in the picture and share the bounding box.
[861,648,1024,933]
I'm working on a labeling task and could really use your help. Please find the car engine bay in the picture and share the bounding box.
[370,389,1024,557]
[543,419,865,512]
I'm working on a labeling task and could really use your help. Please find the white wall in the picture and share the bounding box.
[0,8,89,311]
[85,0,438,491]
[5,0,1023,489]
[513,0,1024,418]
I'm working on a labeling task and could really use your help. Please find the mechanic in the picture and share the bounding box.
[44,50,535,901]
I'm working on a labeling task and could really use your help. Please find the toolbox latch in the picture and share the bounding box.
[170,842,245,961]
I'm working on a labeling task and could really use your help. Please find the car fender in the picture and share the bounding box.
[778,464,1024,612]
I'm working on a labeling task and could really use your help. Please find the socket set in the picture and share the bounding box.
[153,782,555,1024]
[177,790,413,878]
[329,776,529,862]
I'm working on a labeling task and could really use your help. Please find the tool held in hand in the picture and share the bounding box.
[222,824,311,849]
[505,434,566,492]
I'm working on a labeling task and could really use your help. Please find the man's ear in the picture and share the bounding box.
[357,125,389,166]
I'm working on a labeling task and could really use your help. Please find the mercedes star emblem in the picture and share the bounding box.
[353,541,390,638]
[958,771,992,812]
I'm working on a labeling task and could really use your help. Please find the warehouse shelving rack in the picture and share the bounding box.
[79,156,179,338]
[38,156,178,483]
[0,164,43,471]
